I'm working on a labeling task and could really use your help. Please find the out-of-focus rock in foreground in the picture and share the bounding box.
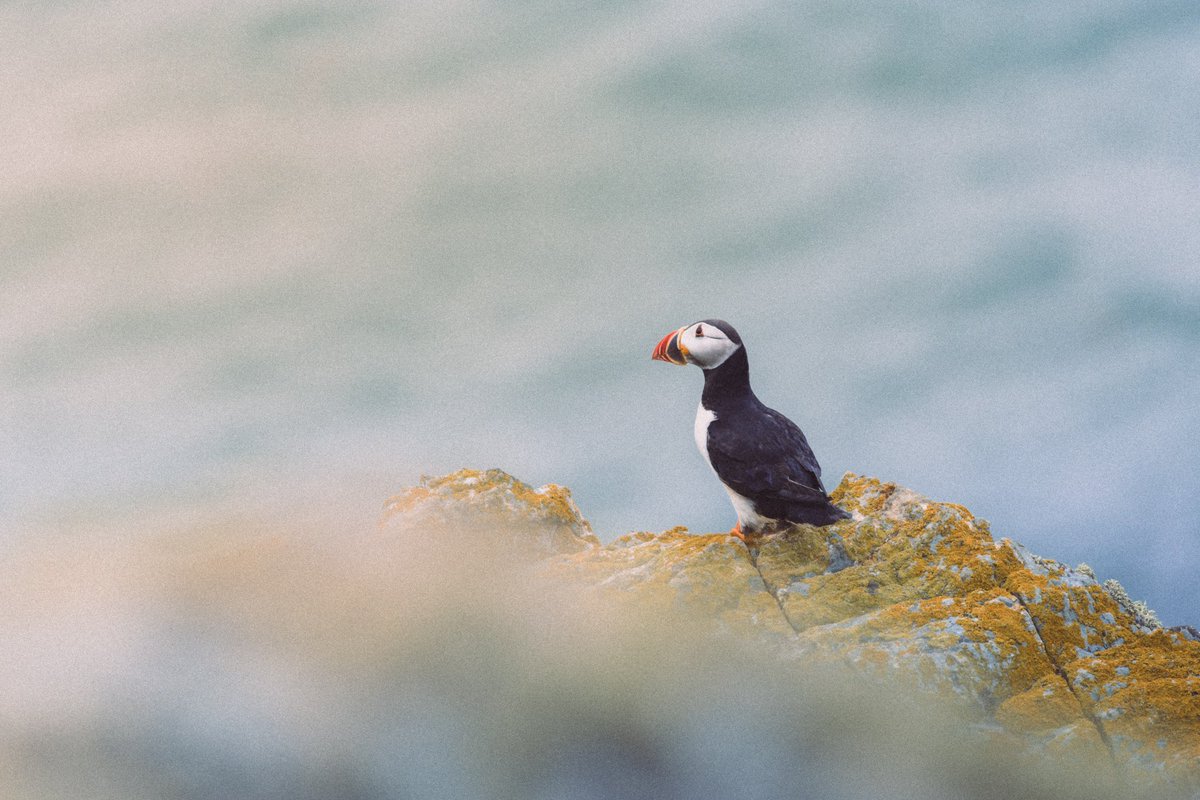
[382,468,598,557]
[385,469,1200,795]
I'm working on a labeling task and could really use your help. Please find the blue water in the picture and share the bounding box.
[3,0,1198,623]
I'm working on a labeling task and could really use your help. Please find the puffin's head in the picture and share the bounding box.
[651,319,742,370]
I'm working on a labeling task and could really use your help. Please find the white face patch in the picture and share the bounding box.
[679,322,739,370]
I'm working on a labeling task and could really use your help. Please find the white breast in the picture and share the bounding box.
[694,404,716,468]
[693,403,770,531]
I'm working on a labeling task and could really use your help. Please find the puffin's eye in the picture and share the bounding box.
[695,324,705,337]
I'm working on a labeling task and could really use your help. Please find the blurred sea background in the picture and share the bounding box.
[4,0,1199,627]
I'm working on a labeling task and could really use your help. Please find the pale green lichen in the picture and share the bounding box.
[1101,578,1162,630]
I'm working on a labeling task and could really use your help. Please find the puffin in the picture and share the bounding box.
[652,319,848,538]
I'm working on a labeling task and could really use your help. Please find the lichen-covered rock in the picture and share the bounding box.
[1061,631,1200,778]
[381,469,597,556]
[383,469,1200,795]
[542,528,796,640]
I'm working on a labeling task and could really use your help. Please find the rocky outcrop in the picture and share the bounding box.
[382,468,598,557]
[382,469,1200,794]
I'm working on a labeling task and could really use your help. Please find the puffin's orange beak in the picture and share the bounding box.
[651,326,689,365]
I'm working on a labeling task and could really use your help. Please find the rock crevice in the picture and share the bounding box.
[1012,589,1120,766]
[745,543,801,635]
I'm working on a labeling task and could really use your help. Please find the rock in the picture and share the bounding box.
[545,527,796,640]
[384,469,1200,795]
[381,468,598,557]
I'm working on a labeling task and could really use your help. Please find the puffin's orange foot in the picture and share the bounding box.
[729,522,745,542]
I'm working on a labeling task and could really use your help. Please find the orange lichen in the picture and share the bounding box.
[1053,631,1200,788]
[997,674,1091,734]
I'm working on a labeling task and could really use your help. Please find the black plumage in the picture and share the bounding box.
[695,320,848,530]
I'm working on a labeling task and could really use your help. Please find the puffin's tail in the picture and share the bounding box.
[783,496,851,527]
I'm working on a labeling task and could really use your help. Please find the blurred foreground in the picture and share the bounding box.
[4,472,1192,800]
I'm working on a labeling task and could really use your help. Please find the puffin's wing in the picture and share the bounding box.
[762,407,826,493]
[706,406,828,502]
